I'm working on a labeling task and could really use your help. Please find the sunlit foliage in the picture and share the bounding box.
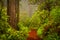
[0,0,60,40]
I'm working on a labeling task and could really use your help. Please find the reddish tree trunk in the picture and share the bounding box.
[7,0,17,29]
[15,0,19,23]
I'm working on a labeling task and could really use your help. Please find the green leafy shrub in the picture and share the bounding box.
[50,6,60,25]
[0,7,9,34]
[18,22,29,40]
[0,8,27,40]
[43,32,60,40]
[29,9,49,29]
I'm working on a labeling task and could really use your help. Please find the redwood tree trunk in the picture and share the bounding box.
[15,0,19,23]
[7,0,17,29]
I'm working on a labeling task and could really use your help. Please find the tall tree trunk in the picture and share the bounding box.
[7,0,17,29]
[15,0,19,23]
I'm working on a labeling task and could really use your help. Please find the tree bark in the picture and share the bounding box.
[15,0,19,23]
[7,0,17,29]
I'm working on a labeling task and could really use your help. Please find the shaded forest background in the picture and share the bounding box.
[0,0,60,40]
